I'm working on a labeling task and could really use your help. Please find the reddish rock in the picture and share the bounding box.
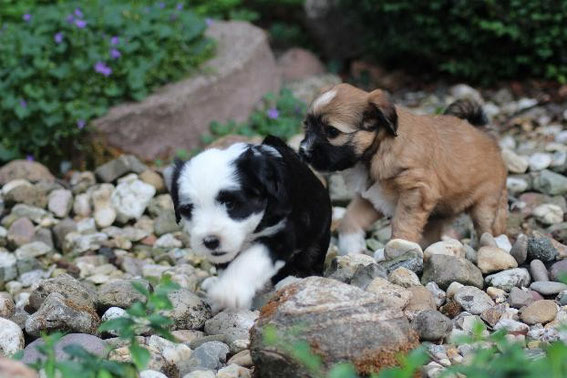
[94,21,280,161]
[0,160,54,185]
[278,48,325,82]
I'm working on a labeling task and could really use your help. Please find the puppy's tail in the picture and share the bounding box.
[444,99,488,127]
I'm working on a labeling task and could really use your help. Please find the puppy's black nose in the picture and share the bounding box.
[203,236,220,250]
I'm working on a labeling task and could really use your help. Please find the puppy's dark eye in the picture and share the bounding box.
[179,204,193,219]
[218,192,240,210]
[326,126,341,138]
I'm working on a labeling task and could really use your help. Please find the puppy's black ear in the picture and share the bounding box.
[240,147,291,220]
[367,89,398,136]
[164,159,185,223]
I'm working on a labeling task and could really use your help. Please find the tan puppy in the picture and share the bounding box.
[299,83,507,254]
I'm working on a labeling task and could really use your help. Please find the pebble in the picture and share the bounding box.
[549,260,567,281]
[227,350,253,367]
[494,319,529,335]
[48,189,73,218]
[73,193,92,217]
[14,241,52,260]
[476,246,518,274]
[479,232,498,248]
[204,310,258,342]
[510,234,528,265]
[520,300,558,325]
[508,287,537,309]
[485,268,531,292]
[454,286,495,315]
[29,273,96,311]
[421,255,483,290]
[527,236,558,262]
[388,267,421,287]
[22,333,107,364]
[494,235,512,252]
[423,239,465,261]
[140,371,168,378]
[349,263,388,289]
[501,149,528,173]
[95,155,147,183]
[111,179,156,223]
[217,364,252,378]
[486,287,507,303]
[481,304,505,327]
[533,204,564,225]
[96,279,149,310]
[384,239,424,260]
[533,169,567,196]
[529,152,552,171]
[405,286,437,316]
[7,217,35,247]
[425,282,446,307]
[507,177,529,193]
[412,310,452,341]
[167,288,212,330]
[365,277,411,310]
[0,318,25,356]
[179,341,229,374]
[529,259,549,282]
[529,281,567,296]
[183,371,216,378]
[154,233,183,249]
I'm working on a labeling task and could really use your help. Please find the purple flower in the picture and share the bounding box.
[19,99,27,108]
[66,14,74,23]
[158,2,165,9]
[176,3,183,10]
[267,108,279,120]
[74,8,83,18]
[75,19,87,28]
[111,36,119,45]
[110,48,121,59]
[205,18,213,27]
[23,14,31,22]
[54,32,63,44]
[26,155,34,161]
[94,61,112,77]
[77,120,86,129]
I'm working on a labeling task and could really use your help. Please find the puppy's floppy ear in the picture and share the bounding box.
[367,89,398,136]
[165,159,185,223]
[240,146,291,220]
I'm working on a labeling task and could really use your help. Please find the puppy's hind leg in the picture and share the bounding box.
[469,189,507,238]
[338,194,382,255]
[420,216,452,249]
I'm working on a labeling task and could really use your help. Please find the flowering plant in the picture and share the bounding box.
[0,0,214,164]
[204,88,307,144]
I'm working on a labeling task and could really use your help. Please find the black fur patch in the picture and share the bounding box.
[444,99,488,127]
[170,158,186,223]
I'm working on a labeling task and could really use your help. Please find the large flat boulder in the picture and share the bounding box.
[94,21,280,161]
[250,277,418,377]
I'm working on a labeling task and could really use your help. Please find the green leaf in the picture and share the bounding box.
[129,342,150,371]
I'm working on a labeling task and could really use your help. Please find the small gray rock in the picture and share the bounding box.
[14,241,52,260]
[25,293,101,336]
[508,287,536,309]
[529,281,567,296]
[0,250,18,286]
[7,217,35,247]
[52,218,77,249]
[95,155,147,183]
[179,341,229,374]
[0,292,15,318]
[529,259,549,282]
[549,260,567,281]
[204,310,258,342]
[48,189,73,218]
[167,288,212,330]
[154,210,181,236]
[510,234,528,265]
[412,310,452,341]
[485,268,531,291]
[528,236,558,262]
[29,273,97,311]
[533,169,567,196]
[22,333,107,364]
[96,279,149,310]
[454,286,495,315]
[425,282,446,307]
[350,263,388,289]
[0,317,25,356]
[421,255,483,290]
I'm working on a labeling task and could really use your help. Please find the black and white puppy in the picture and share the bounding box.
[166,135,331,309]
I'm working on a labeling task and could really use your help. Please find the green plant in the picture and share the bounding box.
[202,88,307,145]
[98,275,180,370]
[22,332,137,378]
[0,0,214,164]
[339,0,567,84]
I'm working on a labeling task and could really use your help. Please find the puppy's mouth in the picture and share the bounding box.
[210,251,228,257]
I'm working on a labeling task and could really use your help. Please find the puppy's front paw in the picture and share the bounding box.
[207,279,255,310]
[338,231,367,255]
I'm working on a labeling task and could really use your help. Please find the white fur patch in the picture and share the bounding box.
[177,143,265,264]
[338,231,367,255]
[311,89,337,112]
[207,244,285,309]
[342,163,396,217]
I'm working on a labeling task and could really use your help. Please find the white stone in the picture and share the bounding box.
[92,184,116,228]
[533,204,564,225]
[0,318,24,356]
[154,234,182,249]
[424,239,465,261]
[507,177,529,193]
[73,193,92,218]
[217,364,252,378]
[529,153,552,171]
[501,149,529,174]
[48,189,73,218]
[384,239,423,260]
[140,371,168,378]
[111,180,156,223]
